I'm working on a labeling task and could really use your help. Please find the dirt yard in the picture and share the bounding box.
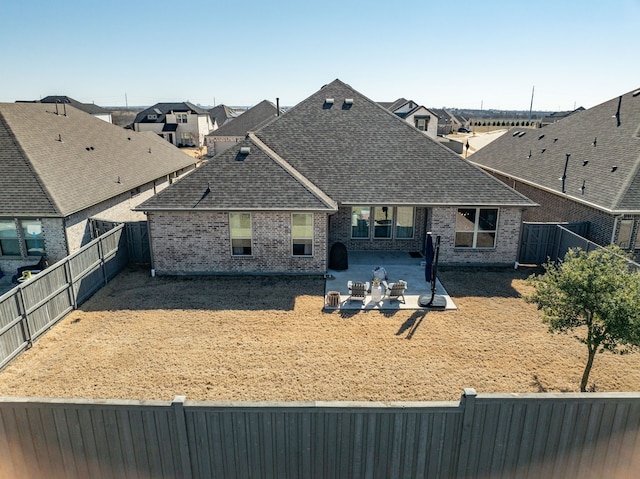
[1,266,639,402]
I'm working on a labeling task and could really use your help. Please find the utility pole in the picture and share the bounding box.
[528,86,535,122]
[125,93,128,109]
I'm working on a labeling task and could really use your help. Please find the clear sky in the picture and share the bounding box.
[1,0,638,111]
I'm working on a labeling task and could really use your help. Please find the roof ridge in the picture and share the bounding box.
[248,132,337,211]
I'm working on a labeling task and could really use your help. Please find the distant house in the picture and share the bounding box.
[20,95,113,123]
[208,104,244,129]
[133,102,214,147]
[0,102,199,273]
[430,108,468,135]
[540,107,585,127]
[204,100,280,156]
[381,99,438,139]
[469,88,640,252]
[136,79,535,275]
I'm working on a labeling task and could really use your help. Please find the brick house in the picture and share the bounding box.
[136,79,535,275]
[0,102,199,274]
[469,88,640,253]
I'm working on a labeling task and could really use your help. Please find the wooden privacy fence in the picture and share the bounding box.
[1,390,639,478]
[0,225,128,369]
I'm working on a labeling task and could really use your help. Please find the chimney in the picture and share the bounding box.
[276,97,280,116]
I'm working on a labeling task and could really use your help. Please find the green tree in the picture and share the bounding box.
[526,246,640,392]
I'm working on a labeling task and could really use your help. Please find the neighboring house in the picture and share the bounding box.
[135,79,535,275]
[20,95,113,123]
[430,108,464,135]
[133,102,214,147]
[208,104,243,129]
[540,107,585,127]
[0,102,199,274]
[381,99,438,139]
[204,100,280,156]
[468,88,640,252]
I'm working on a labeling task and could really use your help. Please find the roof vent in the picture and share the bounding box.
[538,134,545,140]
[633,89,640,97]
[240,146,251,155]
[611,166,618,172]
[518,131,526,137]
[344,98,354,105]
[580,180,586,195]
[512,131,521,137]
[583,160,589,166]
[592,137,597,147]
[325,98,334,105]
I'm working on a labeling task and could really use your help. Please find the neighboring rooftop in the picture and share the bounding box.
[19,95,111,115]
[468,88,640,213]
[133,102,210,124]
[207,100,280,138]
[0,102,198,217]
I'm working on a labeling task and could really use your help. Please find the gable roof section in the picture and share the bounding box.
[0,102,198,217]
[469,88,640,213]
[253,79,533,206]
[136,137,337,212]
[206,100,278,138]
[208,104,242,128]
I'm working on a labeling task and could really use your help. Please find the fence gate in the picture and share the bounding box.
[519,222,589,264]
[90,219,151,264]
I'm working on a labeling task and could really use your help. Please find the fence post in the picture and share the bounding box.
[172,395,193,479]
[15,288,33,348]
[456,388,477,477]
[63,259,77,310]
[97,237,108,286]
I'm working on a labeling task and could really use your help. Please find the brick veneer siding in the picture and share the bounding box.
[0,218,66,273]
[148,210,328,275]
[431,206,523,266]
[329,207,427,252]
[327,205,523,266]
[489,173,639,248]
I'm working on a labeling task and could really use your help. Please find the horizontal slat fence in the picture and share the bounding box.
[0,225,127,369]
[1,391,639,478]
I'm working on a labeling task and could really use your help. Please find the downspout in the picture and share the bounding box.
[146,213,156,276]
[611,215,622,245]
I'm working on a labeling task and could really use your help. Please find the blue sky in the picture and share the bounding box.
[1,0,638,111]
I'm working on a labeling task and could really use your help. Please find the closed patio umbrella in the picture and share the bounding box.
[424,233,434,282]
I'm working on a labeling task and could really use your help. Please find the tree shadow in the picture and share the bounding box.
[396,310,427,339]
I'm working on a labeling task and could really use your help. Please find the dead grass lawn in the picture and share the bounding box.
[1,266,639,402]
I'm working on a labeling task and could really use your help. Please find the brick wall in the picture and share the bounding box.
[490,174,638,248]
[329,207,427,252]
[148,210,328,275]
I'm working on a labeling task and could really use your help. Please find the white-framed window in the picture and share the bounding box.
[351,206,370,238]
[229,213,252,256]
[455,208,498,248]
[292,213,313,256]
[617,219,634,249]
[22,219,45,256]
[373,206,393,238]
[395,207,415,239]
[176,113,188,123]
[0,219,21,256]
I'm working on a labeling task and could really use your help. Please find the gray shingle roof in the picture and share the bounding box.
[469,88,640,213]
[140,79,535,210]
[137,137,336,212]
[38,96,111,115]
[206,100,278,138]
[208,104,242,127]
[0,102,198,217]
[255,80,533,206]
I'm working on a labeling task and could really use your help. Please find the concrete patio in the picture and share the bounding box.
[324,251,456,311]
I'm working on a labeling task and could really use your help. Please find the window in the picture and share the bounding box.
[617,219,634,249]
[373,206,393,238]
[396,207,415,239]
[292,213,313,256]
[229,213,252,255]
[351,206,370,238]
[180,132,194,145]
[455,208,498,248]
[0,219,20,256]
[22,219,45,256]
[416,118,426,131]
[176,113,188,123]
